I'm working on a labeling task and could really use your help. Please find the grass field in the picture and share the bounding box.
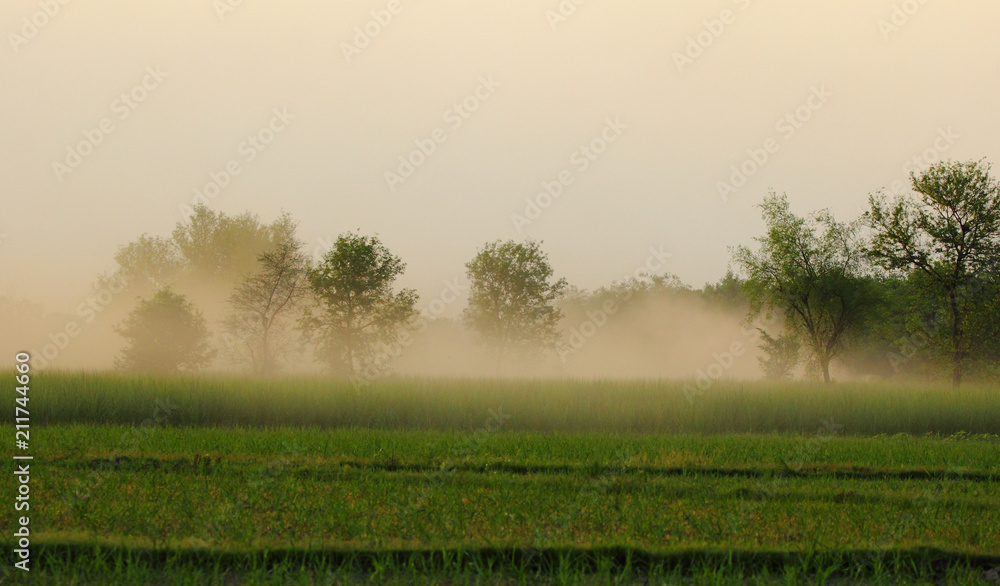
[16,370,1000,435]
[2,372,999,584]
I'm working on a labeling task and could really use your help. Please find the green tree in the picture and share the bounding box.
[831,275,911,379]
[757,329,800,381]
[866,159,1000,386]
[114,288,215,373]
[700,270,747,311]
[171,205,297,284]
[98,234,182,294]
[302,233,417,377]
[99,207,298,303]
[734,193,873,383]
[463,239,568,366]
[963,271,1000,378]
[222,241,311,375]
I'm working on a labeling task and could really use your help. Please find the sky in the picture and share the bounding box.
[3,0,1000,315]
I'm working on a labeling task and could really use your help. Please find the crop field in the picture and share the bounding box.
[2,373,1000,584]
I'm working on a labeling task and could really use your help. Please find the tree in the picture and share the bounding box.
[832,274,911,379]
[866,159,1000,386]
[757,329,800,381]
[962,270,1000,378]
[301,233,417,377]
[462,239,568,366]
[734,193,873,383]
[98,207,298,306]
[222,241,311,375]
[700,270,747,311]
[171,205,297,284]
[114,288,215,373]
[98,234,183,294]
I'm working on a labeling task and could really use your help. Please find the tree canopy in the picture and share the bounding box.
[734,192,874,382]
[222,240,311,375]
[462,239,567,367]
[98,205,299,302]
[86,158,1000,383]
[114,288,215,373]
[866,159,1000,386]
[172,205,297,283]
[302,233,418,378]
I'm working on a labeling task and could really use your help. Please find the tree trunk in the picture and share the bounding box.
[346,306,356,377]
[948,289,964,388]
[261,326,270,376]
[495,340,505,376]
[820,356,832,384]
[346,332,355,377]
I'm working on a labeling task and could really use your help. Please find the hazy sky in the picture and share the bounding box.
[3,1,999,313]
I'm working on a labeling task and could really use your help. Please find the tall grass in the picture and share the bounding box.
[4,543,996,585]
[11,370,999,435]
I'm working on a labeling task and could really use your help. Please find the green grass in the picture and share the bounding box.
[4,543,998,585]
[4,373,999,583]
[2,424,999,584]
[10,370,1000,435]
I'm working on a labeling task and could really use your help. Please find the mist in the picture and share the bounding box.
[0,262,764,381]
[3,2,999,381]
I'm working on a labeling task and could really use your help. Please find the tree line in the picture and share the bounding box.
[106,159,1000,386]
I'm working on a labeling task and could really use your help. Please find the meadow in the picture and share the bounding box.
[16,371,1000,435]
[2,372,999,584]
